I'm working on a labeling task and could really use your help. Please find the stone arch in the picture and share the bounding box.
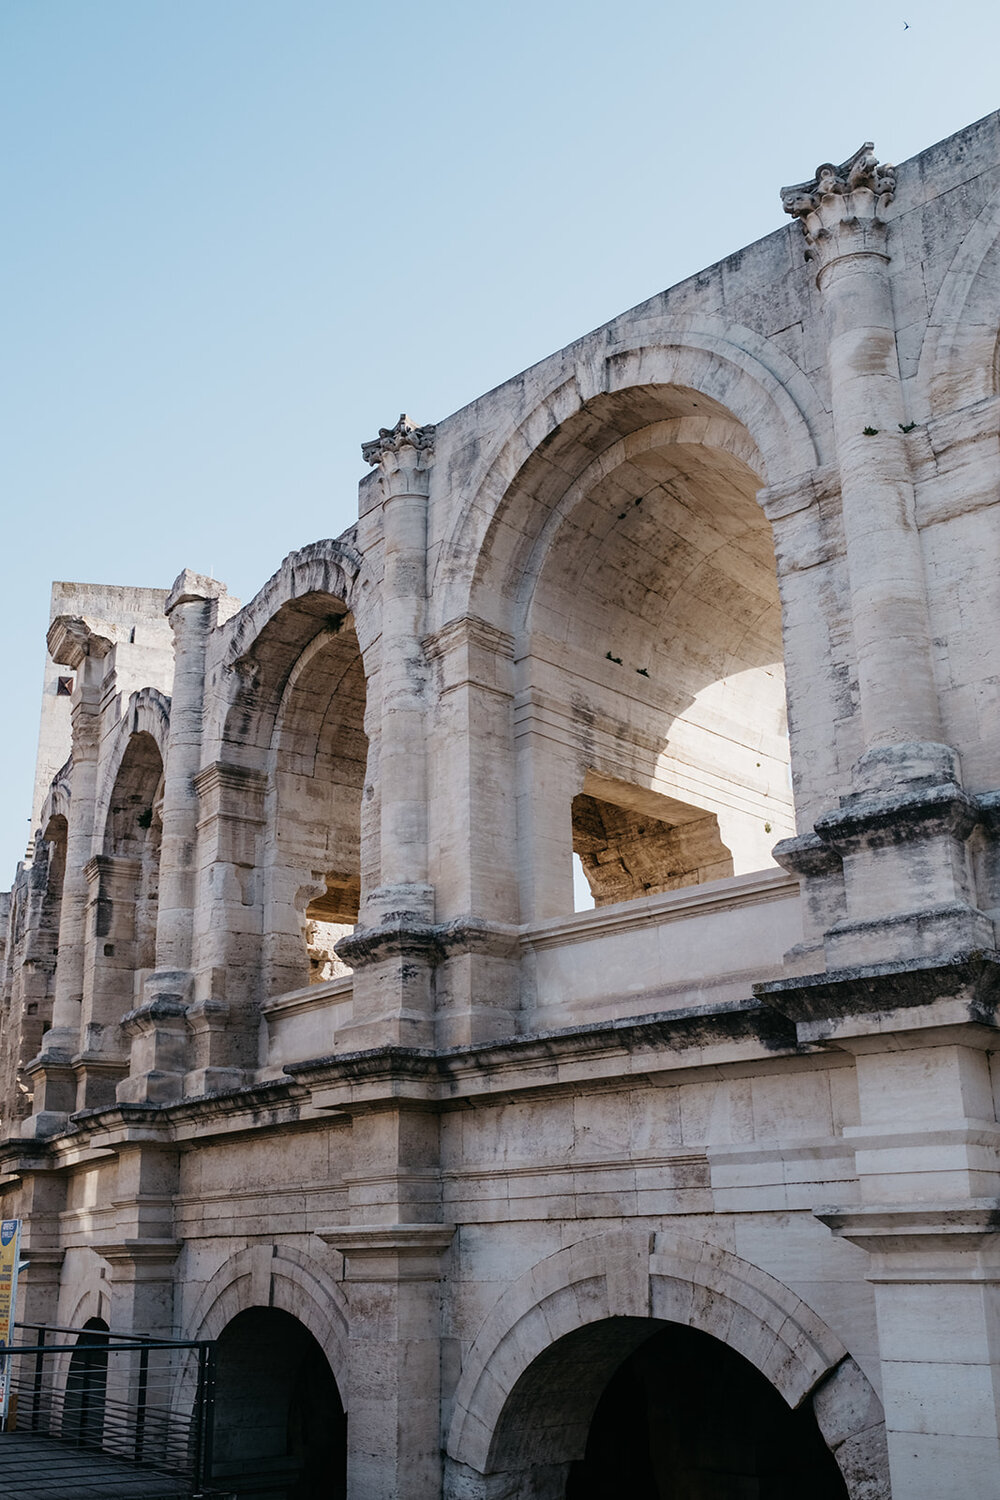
[37,759,72,842]
[93,689,170,846]
[216,543,372,755]
[435,323,828,624]
[65,1279,110,1332]
[184,1242,349,1394]
[447,1227,887,1499]
[210,543,375,997]
[461,359,800,920]
[918,184,1000,415]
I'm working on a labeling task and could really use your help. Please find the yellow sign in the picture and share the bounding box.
[0,1219,21,1426]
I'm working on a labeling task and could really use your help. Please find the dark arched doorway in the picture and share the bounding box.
[565,1322,847,1499]
[213,1307,345,1500]
[63,1317,109,1447]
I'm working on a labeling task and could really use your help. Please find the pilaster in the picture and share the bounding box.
[317,1093,450,1500]
[186,760,268,1094]
[421,615,520,1045]
[341,417,438,1049]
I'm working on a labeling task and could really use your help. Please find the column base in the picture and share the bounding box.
[21,1045,76,1136]
[73,1052,129,1112]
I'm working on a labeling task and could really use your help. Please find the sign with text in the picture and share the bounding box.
[0,1219,22,1426]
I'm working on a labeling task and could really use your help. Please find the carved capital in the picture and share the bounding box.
[362,413,435,467]
[362,414,435,498]
[781,143,895,261]
[781,141,896,219]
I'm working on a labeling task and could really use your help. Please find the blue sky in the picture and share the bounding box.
[2,0,999,877]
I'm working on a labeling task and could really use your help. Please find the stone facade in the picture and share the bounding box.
[2,110,1000,1498]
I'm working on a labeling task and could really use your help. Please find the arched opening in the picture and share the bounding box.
[102,731,164,974]
[62,1317,109,1448]
[263,611,368,997]
[79,731,164,1105]
[27,810,68,1062]
[41,812,68,953]
[567,1323,847,1498]
[213,1307,346,1500]
[485,1316,847,1500]
[504,390,793,921]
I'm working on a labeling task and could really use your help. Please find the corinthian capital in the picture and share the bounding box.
[781,143,896,259]
[362,413,436,469]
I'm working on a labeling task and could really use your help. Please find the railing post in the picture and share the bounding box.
[32,1325,45,1433]
[134,1343,149,1462]
[195,1342,216,1494]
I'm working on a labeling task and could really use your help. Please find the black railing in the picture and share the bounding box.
[1,1321,217,1496]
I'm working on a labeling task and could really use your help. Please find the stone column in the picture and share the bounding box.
[155,571,226,973]
[780,146,991,965]
[119,571,226,1105]
[338,417,439,1048]
[24,618,114,1136]
[782,145,943,778]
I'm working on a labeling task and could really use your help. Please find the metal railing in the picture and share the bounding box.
[1,1321,217,1496]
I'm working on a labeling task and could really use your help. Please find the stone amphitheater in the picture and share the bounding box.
[3,112,1000,1498]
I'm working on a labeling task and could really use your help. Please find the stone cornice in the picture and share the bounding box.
[815,1201,1000,1260]
[756,950,1000,1047]
[100,1238,182,1267]
[47,615,121,670]
[336,915,530,971]
[316,1222,456,1281]
[84,853,142,884]
[286,998,801,1112]
[4,1000,811,1157]
[119,996,187,1039]
[192,760,268,799]
[771,832,843,880]
[815,780,979,852]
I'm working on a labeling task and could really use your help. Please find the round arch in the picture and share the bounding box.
[217,550,372,771]
[435,323,829,624]
[446,1227,887,1500]
[37,760,72,843]
[183,1242,349,1391]
[93,689,170,848]
[918,183,1000,415]
[65,1279,111,1333]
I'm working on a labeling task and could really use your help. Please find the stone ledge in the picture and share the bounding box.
[756,950,1000,1044]
[816,1200,1000,1258]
